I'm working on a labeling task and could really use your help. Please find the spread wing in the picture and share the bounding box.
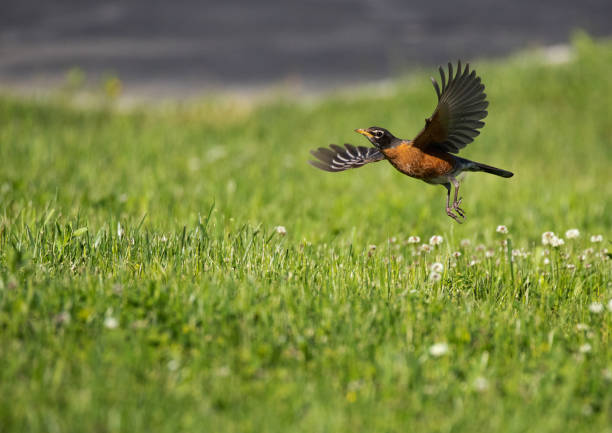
[412,61,488,154]
[309,144,384,172]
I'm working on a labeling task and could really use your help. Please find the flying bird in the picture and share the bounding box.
[309,61,513,223]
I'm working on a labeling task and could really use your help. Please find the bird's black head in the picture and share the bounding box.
[355,126,396,149]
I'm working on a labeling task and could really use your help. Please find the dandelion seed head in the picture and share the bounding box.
[473,376,489,392]
[550,236,565,247]
[429,272,441,282]
[420,244,432,253]
[429,342,449,357]
[104,317,118,329]
[430,262,444,273]
[589,302,603,313]
[541,231,555,245]
[565,229,580,239]
[429,235,443,246]
[167,359,180,371]
[590,234,603,243]
[54,311,71,325]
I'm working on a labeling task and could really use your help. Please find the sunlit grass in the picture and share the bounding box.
[0,34,610,432]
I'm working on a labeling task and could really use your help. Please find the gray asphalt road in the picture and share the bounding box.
[1,0,610,98]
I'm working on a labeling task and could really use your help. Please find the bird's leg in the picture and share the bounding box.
[444,183,462,223]
[450,176,466,218]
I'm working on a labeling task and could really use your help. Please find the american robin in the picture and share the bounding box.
[309,61,513,223]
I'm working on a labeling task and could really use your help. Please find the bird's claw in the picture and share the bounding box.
[446,207,464,224]
[453,197,466,218]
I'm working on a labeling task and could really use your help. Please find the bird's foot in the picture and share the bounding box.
[453,197,466,218]
[446,207,463,224]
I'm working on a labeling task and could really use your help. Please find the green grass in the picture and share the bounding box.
[0,33,611,433]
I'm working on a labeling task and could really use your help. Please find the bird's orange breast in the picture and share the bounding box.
[382,141,455,179]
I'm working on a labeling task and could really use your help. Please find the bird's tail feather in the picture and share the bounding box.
[466,160,514,178]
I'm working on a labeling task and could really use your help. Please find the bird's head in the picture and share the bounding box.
[355,126,396,149]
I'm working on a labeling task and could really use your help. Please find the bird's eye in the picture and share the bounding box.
[374,130,384,138]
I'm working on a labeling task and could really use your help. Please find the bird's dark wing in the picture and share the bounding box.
[309,144,384,172]
[412,61,488,154]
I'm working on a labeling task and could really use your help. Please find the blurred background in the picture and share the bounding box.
[1,0,611,100]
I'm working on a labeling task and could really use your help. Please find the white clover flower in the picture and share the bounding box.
[420,244,432,253]
[576,323,589,331]
[543,257,550,265]
[590,234,603,243]
[550,236,565,247]
[275,226,287,236]
[589,302,603,313]
[485,249,495,258]
[566,264,576,270]
[565,229,580,239]
[452,251,462,258]
[104,317,119,329]
[368,244,377,251]
[583,247,594,255]
[429,342,449,357]
[407,235,421,244]
[468,259,478,267]
[579,343,592,353]
[496,225,508,234]
[429,272,441,282]
[475,244,486,252]
[460,239,471,247]
[430,262,444,273]
[541,231,556,245]
[429,235,443,246]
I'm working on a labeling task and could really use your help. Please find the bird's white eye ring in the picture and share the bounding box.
[374,130,383,138]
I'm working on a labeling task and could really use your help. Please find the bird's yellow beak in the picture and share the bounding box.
[355,128,373,138]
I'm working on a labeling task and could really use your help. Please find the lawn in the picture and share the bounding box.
[0,33,610,432]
